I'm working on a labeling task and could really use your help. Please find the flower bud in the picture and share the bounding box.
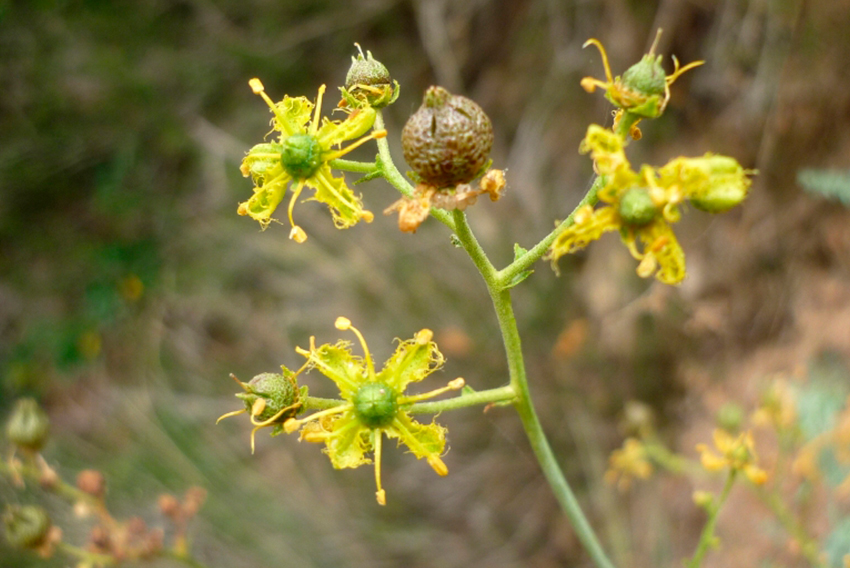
[6,398,49,453]
[3,505,52,550]
[618,187,658,226]
[402,86,493,188]
[76,469,106,499]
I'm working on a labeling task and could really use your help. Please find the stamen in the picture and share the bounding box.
[287,180,307,243]
[399,377,465,405]
[284,404,349,433]
[251,398,267,418]
[215,408,247,424]
[309,85,327,136]
[323,130,388,162]
[427,455,449,477]
[339,320,376,380]
[582,39,613,84]
[374,432,386,505]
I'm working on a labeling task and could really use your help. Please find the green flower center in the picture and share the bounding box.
[281,133,322,179]
[618,187,658,226]
[353,382,398,428]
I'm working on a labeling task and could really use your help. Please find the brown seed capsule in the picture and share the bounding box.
[401,86,493,189]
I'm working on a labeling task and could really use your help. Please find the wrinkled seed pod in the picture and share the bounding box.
[402,86,493,188]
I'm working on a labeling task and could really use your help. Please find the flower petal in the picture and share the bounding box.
[238,176,288,227]
[303,339,367,399]
[388,413,447,461]
[377,332,445,392]
[325,413,372,469]
[306,167,371,229]
[316,106,376,149]
[273,96,314,137]
[549,206,620,262]
[636,220,686,284]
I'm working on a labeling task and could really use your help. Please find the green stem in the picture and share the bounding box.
[58,542,116,565]
[451,209,616,568]
[328,158,377,174]
[754,485,826,568]
[373,111,455,231]
[686,470,737,568]
[496,110,641,287]
[305,386,517,415]
[410,385,516,414]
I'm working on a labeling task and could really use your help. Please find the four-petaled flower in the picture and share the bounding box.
[239,79,386,242]
[697,429,768,485]
[547,125,752,284]
[284,317,465,505]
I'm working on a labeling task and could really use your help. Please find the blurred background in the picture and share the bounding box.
[2,0,850,566]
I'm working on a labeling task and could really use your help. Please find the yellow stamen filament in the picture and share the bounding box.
[287,180,307,242]
[216,408,247,424]
[285,404,350,434]
[399,378,465,405]
[374,432,386,505]
[323,129,388,162]
[309,84,326,136]
[341,321,376,380]
[582,39,613,84]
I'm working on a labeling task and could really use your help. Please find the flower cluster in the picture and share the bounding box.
[239,79,385,242]
[547,124,753,284]
[284,318,464,505]
[697,429,768,485]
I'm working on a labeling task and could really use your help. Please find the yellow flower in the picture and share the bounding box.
[548,125,753,285]
[581,31,703,121]
[548,125,687,284]
[604,437,653,491]
[283,317,465,505]
[696,429,768,485]
[239,79,386,242]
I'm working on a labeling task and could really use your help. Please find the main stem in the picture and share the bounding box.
[452,210,616,568]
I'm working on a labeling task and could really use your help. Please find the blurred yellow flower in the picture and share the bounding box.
[604,437,653,491]
[697,429,768,485]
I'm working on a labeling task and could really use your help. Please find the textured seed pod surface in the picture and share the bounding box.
[402,86,493,188]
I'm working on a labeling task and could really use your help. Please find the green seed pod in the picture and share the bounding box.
[5,398,49,453]
[236,372,301,423]
[280,133,322,179]
[402,86,494,188]
[345,50,391,91]
[353,382,398,428]
[621,54,667,98]
[618,187,658,226]
[3,505,51,550]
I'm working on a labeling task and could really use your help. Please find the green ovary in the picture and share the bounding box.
[353,382,398,428]
[281,133,322,179]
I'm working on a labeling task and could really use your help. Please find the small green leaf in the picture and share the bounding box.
[513,243,528,260]
[798,168,850,207]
